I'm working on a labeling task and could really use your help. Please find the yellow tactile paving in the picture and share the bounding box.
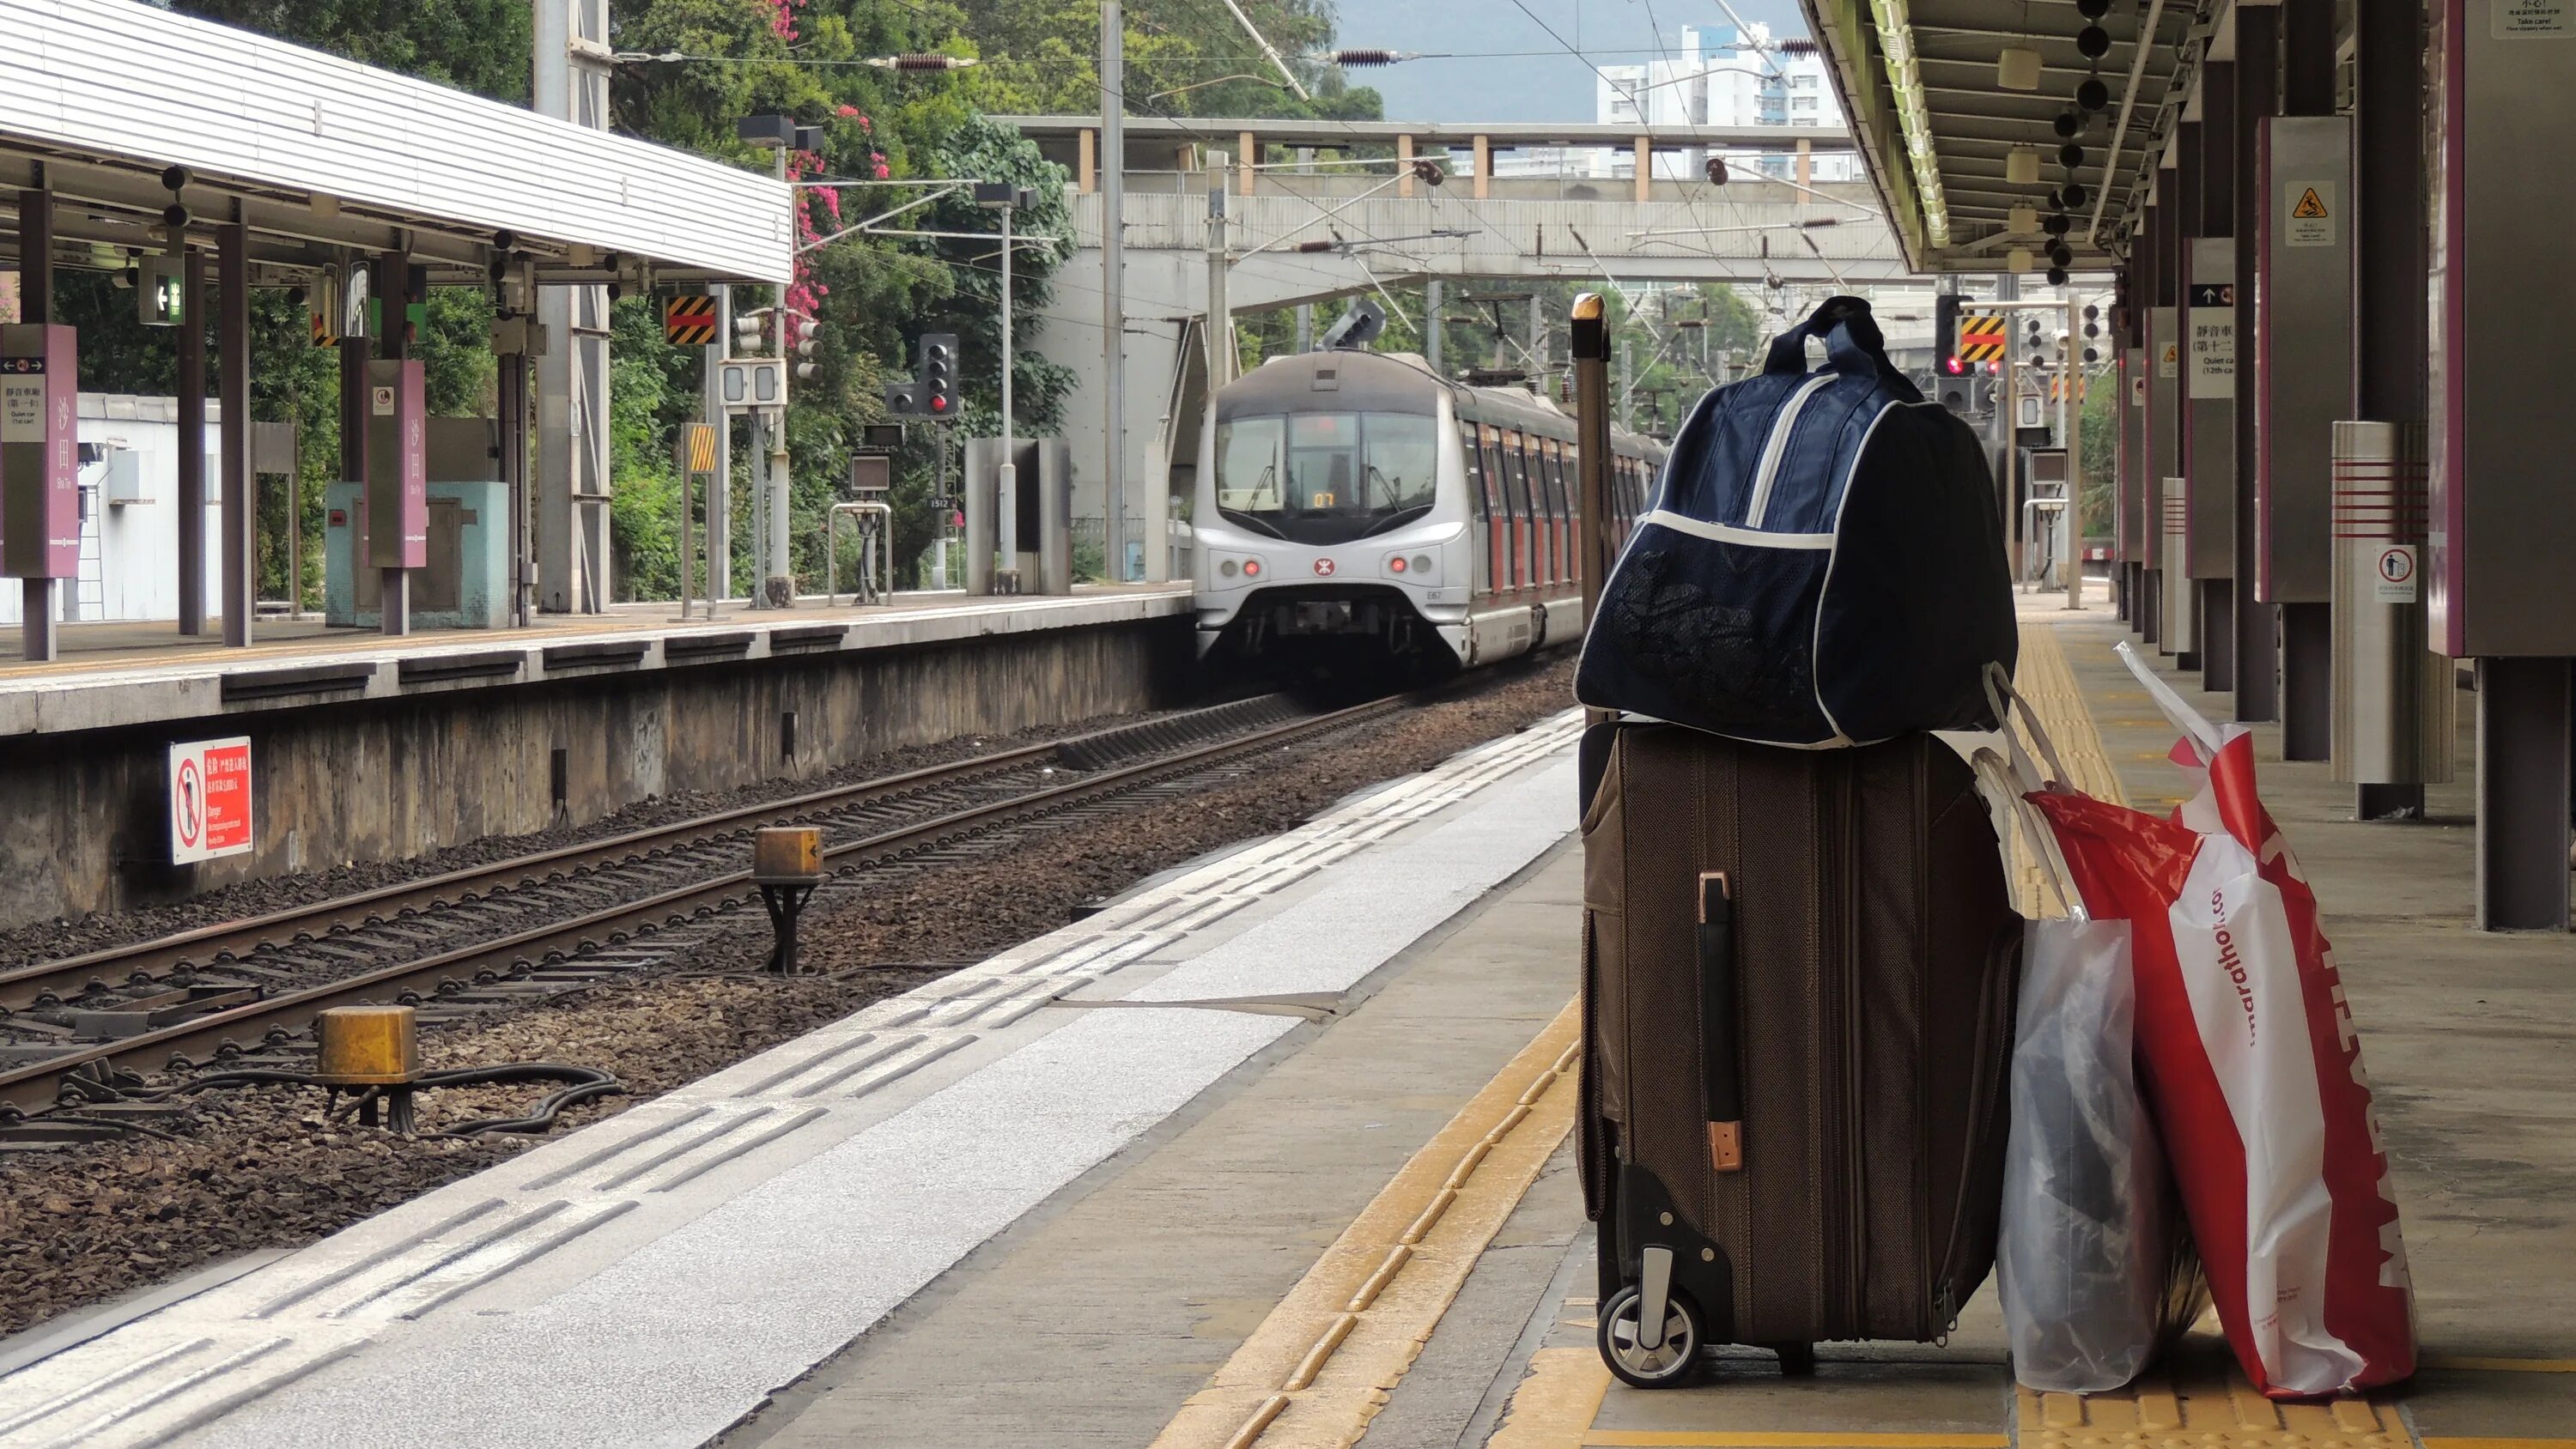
[2014,1373,2409,1447]
[2012,621,2134,807]
[1579,1435,2008,1446]
[1489,1349,1615,1449]
[1149,1001,1583,1449]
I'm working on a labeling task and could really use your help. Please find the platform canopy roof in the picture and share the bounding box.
[0,0,792,288]
[1799,0,2199,273]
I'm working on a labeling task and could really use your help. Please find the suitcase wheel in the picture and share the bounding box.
[1596,1283,1706,1389]
[1768,1343,1817,1377]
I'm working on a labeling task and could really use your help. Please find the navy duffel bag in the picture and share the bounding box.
[1575,297,2016,747]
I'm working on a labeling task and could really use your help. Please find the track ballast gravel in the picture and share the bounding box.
[0,659,1573,1339]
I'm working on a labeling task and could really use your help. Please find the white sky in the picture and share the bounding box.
[1343,0,1814,123]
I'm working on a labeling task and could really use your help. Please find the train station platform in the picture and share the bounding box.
[0,586,1194,931]
[0,585,1189,736]
[0,597,2568,1449]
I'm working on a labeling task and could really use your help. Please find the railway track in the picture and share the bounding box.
[0,689,1412,1123]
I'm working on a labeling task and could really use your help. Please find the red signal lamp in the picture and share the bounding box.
[931,395,949,413]
[1943,355,1965,375]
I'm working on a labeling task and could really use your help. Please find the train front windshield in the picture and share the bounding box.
[1215,412,1438,545]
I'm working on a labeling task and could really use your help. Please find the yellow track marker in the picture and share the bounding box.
[1148,1000,1583,1449]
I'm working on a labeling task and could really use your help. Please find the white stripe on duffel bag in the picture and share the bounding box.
[1638,510,1835,549]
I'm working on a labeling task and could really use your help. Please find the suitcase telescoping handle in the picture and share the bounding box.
[1697,872,1744,1173]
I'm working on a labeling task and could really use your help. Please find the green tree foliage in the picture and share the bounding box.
[83,0,1379,603]
[2079,370,2116,538]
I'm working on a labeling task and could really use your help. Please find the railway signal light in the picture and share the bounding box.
[793,315,822,380]
[919,332,957,416]
[1934,293,1962,369]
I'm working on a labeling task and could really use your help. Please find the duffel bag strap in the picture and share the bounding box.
[1759,295,1920,399]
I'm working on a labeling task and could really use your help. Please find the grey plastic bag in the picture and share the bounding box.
[1997,916,2178,1393]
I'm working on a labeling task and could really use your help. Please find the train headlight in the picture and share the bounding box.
[1384,550,1437,582]
[1388,556,1407,573]
[1219,560,1238,577]
[1412,554,1433,573]
[1243,559,1261,578]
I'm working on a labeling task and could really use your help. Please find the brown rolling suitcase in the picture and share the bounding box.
[1577,719,2020,1387]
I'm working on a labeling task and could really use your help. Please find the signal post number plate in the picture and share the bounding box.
[169,737,254,865]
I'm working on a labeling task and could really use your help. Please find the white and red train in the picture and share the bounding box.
[1190,349,1669,674]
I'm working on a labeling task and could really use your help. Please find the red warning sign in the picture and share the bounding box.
[169,737,254,864]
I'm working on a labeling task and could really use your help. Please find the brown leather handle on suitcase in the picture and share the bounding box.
[1697,871,1743,1172]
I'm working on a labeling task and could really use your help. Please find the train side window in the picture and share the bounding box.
[1539,440,1569,583]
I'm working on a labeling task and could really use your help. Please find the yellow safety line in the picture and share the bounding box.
[2421,1355,2576,1373]
[1581,1435,2008,1447]
[2419,1441,2576,1448]
[1147,1000,1583,1449]
[1488,1348,1613,1449]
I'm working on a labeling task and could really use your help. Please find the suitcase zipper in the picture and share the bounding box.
[1743,374,1835,528]
[1929,925,2018,1333]
[1838,762,1866,1333]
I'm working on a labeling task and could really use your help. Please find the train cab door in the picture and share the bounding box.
[1461,420,1492,597]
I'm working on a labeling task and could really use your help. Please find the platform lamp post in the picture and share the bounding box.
[1571,294,1613,729]
[738,113,817,609]
[975,181,1034,589]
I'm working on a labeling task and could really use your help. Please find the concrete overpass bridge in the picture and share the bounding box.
[992,118,1910,546]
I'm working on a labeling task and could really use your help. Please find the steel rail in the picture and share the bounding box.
[0,694,1407,1118]
[0,739,1071,1015]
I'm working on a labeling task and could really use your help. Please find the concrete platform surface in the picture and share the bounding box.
[0,585,1188,734]
[0,705,1582,1449]
[4,592,2571,1449]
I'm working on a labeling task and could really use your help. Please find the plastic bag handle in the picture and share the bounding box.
[1981,663,2075,793]
[1970,749,2081,920]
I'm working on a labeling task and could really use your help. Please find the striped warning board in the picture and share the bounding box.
[310,310,340,348]
[1957,314,2006,362]
[680,422,720,475]
[665,295,719,346]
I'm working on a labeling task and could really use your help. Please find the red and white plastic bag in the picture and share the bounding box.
[2024,643,2415,1398]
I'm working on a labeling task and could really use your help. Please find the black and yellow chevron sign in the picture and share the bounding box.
[665,295,719,347]
[1956,314,2006,362]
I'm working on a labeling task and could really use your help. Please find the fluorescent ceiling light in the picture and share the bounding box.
[1864,0,1951,248]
